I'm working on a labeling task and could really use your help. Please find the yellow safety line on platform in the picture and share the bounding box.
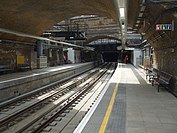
[98,83,119,133]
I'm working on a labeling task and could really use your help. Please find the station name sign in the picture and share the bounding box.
[156,24,172,31]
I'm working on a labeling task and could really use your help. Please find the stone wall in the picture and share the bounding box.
[154,48,177,75]
[154,48,177,96]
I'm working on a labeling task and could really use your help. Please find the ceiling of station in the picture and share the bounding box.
[0,0,177,50]
[0,0,116,42]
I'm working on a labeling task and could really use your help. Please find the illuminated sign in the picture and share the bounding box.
[156,24,172,30]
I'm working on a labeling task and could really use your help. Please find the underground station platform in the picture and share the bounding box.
[0,63,176,133]
[73,64,177,133]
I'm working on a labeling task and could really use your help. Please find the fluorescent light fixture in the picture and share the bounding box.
[140,6,146,11]
[142,39,147,43]
[119,8,125,17]
[138,13,143,17]
[43,32,51,35]
[136,20,140,23]
[127,31,133,34]
[122,24,125,29]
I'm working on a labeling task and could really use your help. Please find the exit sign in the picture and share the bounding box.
[156,24,172,30]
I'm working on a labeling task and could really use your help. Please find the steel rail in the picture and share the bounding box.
[0,67,103,132]
[19,64,112,133]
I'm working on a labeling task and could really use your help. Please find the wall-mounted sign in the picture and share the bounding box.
[156,24,172,31]
[17,56,24,64]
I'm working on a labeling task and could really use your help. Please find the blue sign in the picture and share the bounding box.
[156,24,172,31]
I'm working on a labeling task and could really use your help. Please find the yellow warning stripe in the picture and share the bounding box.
[98,83,119,133]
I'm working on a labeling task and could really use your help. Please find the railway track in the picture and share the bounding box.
[0,67,100,132]
[0,63,115,133]
[42,65,115,133]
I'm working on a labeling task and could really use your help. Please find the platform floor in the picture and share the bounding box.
[0,63,81,83]
[74,63,177,133]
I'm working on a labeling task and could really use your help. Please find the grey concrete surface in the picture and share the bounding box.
[79,63,177,133]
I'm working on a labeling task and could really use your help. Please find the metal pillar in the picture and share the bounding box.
[37,40,45,57]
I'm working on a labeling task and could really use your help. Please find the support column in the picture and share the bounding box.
[36,40,47,68]
[67,48,75,63]
[37,40,45,57]
[59,48,64,65]
[31,46,37,69]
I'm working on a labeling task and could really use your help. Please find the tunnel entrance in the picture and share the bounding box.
[122,50,132,64]
[102,52,119,62]
[101,50,132,63]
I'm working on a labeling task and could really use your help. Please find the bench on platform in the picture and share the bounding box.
[155,71,173,92]
[0,64,12,74]
[17,64,30,71]
[145,68,159,84]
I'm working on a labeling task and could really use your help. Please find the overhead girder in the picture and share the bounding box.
[84,35,121,44]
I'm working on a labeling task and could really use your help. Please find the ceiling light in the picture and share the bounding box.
[140,6,146,12]
[142,39,147,43]
[142,32,145,35]
[136,20,140,23]
[119,8,125,17]
[127,31,133,34]
[122,24,125,29]
[43,32,51,35]
[139,13,143,17]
